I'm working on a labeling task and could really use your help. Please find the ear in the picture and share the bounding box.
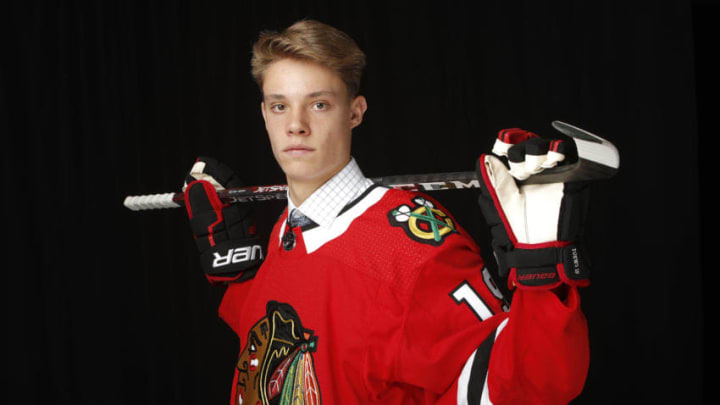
[260,101,267,123]
[349,95,368,129]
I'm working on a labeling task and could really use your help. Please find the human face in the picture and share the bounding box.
[260,58,367,204]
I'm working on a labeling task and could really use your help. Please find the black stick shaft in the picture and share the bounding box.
[123,171,479,211]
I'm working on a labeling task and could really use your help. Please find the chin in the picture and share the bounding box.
[282,165,322,182]
[289,166,340,187]
[280,158,347,186]
[286,172,326,185]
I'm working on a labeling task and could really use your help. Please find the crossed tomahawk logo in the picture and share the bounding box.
[389,197,457,246]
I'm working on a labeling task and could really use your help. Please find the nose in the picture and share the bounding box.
[287,108,309,136]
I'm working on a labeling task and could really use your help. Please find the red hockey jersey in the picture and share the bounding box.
[217,185,589,405]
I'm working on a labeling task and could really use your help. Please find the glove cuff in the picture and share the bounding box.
[199,238,265,277]
[499,243,590,290]
[205,267,260,284]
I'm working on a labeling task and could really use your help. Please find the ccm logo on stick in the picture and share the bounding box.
[212,245,264,268]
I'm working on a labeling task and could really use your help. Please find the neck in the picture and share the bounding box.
[287,159,350,206]
[287,180,321,207]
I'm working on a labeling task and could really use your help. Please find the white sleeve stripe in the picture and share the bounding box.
[497,318,509,335]
[457,350,477,405]
[456,317,510,405]
[480,371,494,405]
[479,318,510,405]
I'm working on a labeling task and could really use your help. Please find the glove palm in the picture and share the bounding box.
[477,129,591,290]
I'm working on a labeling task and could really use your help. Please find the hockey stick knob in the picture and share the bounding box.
[123,193,182,211]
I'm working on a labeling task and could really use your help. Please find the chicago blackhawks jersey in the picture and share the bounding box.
[216,162,589,405]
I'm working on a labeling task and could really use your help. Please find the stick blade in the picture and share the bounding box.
[519,120,620,185]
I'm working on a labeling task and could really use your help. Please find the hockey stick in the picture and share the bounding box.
[123,172,480,211]
[123,121,619,211]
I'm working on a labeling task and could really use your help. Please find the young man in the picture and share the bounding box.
[183,19,590,405]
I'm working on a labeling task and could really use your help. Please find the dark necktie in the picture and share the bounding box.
[282,209,313,251]
[288,209,314,228]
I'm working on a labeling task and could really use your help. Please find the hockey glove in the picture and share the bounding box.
[183,156,264,283]
[477,128,591,290]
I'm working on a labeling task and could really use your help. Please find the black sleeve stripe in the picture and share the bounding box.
[466,329,497,405]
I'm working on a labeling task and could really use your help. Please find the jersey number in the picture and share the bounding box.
[451,268,508,321]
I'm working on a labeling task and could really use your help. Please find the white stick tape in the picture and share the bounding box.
[123,193,181,211]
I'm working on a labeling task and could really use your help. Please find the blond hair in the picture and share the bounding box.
[251,19,366,98]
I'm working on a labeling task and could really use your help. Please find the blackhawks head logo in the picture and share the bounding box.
[388,196,457,246]
[235,301,321,405]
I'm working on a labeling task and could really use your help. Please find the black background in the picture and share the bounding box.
[4,0,708,404]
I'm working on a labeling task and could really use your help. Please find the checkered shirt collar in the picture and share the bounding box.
[287,157,374,228]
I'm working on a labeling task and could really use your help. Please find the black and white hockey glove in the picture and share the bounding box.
[477,128,591,290]
[183,156,264,283]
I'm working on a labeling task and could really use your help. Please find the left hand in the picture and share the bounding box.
[476,128,591,290]
[182,156,264,283]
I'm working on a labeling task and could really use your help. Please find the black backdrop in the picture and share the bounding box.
[4,0,708,404]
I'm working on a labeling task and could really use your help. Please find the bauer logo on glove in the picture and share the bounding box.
[183,156,265,283]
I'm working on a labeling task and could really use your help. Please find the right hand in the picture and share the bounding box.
[183,156,264,283]
[476,128,591,291]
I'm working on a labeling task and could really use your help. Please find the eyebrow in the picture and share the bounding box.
[264,90,337,101]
